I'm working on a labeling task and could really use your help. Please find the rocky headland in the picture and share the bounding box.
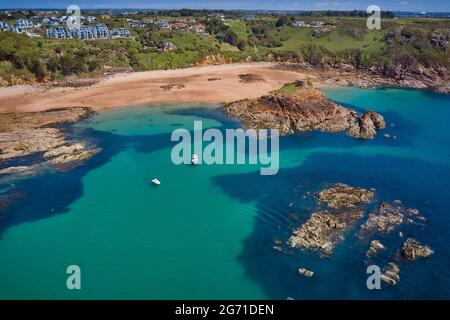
[0,107,100,181]
[276,57,450,94]
[223,85,386,139]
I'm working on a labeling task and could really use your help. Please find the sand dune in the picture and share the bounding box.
[0,63,305,113]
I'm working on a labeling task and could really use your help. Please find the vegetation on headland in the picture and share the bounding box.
[0,9,448,87]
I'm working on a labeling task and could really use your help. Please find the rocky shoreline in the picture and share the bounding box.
[224,85,386,139]
[0,107,100,181]
[276,63,450,94]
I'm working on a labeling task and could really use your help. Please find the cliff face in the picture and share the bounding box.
[277,57,449,94]
[223,87,385,139]
[193,53,233,66]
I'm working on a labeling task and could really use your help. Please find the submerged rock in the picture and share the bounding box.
[0,189,24,215]
[405,208,427,225]
[223,87,385,139]
[401,238,434,261]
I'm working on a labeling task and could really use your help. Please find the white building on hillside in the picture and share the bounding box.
[72,26,95,39]
[0,21,9,31]
[46,27,72,39]
[155,19,170,29]
[292,21,306,28]
[93,24,109,38]
[16,19,33,28]
[111,28,132,38]
[309,21,324,27]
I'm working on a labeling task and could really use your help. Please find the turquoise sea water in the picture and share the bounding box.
[0,88,449,299]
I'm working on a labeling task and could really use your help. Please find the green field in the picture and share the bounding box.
[148,51,198,69]
[169,32,219,52]
[226,21,250,42]
[275,26,386,54]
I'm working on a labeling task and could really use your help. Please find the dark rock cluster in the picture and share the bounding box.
[286,183,434,285]
[288,184,374,255]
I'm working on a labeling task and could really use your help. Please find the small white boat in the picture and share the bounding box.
[191,153,199,165]
[151,178,161,186]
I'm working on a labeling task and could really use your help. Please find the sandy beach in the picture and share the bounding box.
[0,63,305,113]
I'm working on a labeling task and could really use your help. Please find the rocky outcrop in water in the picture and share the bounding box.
[347,111,386,139]
[223,87,385,139]
[298,267,314,277]
[285,180,434,284]
[401,238,434,261]
[358,201,405,238]
[288,184,374,255]
[381,262,400,286]
[366,240,385,258]
[317,183,375,209]
[0,107,100,179]
[358,201,426,238]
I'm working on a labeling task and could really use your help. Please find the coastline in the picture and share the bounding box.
[1,82,450,299]
[1,62,447,115]
[278,63,450,94]
[1,61,447,181]
[0,62,304,113]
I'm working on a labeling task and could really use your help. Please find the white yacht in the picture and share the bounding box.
[191,153,199,165]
